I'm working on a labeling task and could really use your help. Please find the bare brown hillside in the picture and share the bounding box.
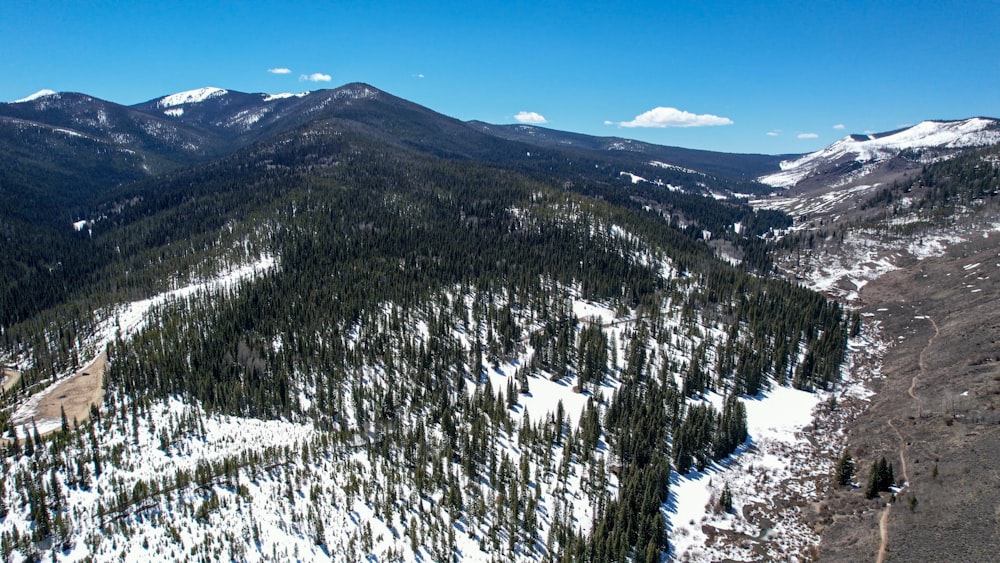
[817,235,1000,561]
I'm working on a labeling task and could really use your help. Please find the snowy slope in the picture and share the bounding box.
[156,87,228,108]
[9,89,58,103]
[760,118,1000,188]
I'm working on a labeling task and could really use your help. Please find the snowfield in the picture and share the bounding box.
[668,323,885,562]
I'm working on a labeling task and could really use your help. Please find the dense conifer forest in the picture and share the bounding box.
[0,87,855,560]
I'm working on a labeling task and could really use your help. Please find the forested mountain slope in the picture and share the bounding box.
[0,83,859,561]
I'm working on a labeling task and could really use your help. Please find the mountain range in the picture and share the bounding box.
[5,84,998,204]
[1,83,998,562]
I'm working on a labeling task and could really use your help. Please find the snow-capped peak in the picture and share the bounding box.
[760,117,1000,188]
[10,89,58,103]
[156,87,228,108]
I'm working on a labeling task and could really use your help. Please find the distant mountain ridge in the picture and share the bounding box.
[759,117,1000,189]
[6,83,1000,205]
[0,82,791,229]
[470,122,788,180]
[0,82,787,327]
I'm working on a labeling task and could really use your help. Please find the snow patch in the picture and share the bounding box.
[620,171,646,184]
[262,92,310,101]
[649,161,705,176]
[907,233,965,259]
[668,386,823,560]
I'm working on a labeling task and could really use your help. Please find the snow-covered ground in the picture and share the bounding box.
[668,385,823,561]
[156,87,228,108]
[751,184,881,224]
[667,321,886,561]
[262,92,310,102]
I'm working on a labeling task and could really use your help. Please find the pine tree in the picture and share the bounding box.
[88,423,102,477]
[866,456,895,498]
[23,429,34,457]
[865,460,880,499]
[60,405,70,434]
[834,448,855,487]
[718,482,734,513]
[876,457,894,491]
[28,482,50,542]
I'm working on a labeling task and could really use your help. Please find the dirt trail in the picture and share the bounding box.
[887,420,910,486]
[38,351,107,424]
[876,507,891,563]
[876,314,937,562]
[909,315,940,416]
[1,367,20,394]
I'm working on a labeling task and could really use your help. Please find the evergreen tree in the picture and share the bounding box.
[834,448,855,487]
[718,482,734,513]
[865,456,895,498]
[865,460,879,499]
[60,404,70,434]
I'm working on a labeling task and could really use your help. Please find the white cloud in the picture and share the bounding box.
[300,73,332,82]
[833,123,845,130]
[514,111,547,124]
[616,107,733,128]
[268,68,292,75]
[603,120,614,125]
[416,73,425,79]
[797,133,819,139]
[766,130,781,137]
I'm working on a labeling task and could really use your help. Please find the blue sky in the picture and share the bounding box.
[2,0,998,154]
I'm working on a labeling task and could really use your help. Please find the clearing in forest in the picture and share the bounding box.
[10,352,107,437]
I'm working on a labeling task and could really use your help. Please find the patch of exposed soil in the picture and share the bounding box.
[11,352,107,436]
